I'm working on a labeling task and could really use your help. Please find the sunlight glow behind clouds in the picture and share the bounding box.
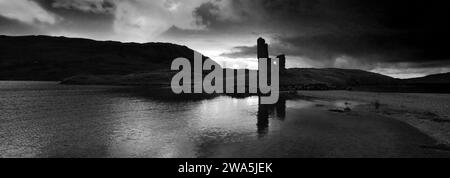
[111,0,208,42]
[0,0,57,24]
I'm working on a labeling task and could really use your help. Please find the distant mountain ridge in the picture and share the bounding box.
[281,68,398,87]
[404,72,450,84]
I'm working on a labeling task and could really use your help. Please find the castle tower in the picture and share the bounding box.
[257,37,271,85]
[257,37,269,59]
[277,54,286,73]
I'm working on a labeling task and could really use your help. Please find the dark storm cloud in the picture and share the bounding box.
[193,1,220,27]
[224,32,429,63]
[31,0,116,37]
[51,0,116,14]
[0,0,117,38]
[191,0,372,32]
[33,0,116,23]
[34,0,116,14]
[188,0,450,69]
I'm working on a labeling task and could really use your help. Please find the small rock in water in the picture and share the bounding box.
[329,109,345,113]
[329,107,352,113]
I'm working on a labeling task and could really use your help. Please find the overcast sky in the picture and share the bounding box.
[1,0,449,78]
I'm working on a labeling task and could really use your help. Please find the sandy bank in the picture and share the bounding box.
[299,91,450,147]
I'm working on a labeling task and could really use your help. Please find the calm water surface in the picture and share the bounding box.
[0,81,448,157]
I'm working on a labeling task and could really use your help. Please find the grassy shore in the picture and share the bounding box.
[298,91,450,147]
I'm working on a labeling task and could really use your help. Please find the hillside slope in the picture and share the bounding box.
[282,68,398,88]
[0,35,206,81]
[404,73,450,84]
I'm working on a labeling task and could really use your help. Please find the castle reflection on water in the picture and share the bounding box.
[257,97,286,137]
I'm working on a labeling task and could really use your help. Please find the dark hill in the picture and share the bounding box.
[404,72,450,84]
[282,68,398,88]
[392,72,450,93]
[0,35,204,81]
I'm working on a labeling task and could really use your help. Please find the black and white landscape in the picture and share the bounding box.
[1,0,450,158]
